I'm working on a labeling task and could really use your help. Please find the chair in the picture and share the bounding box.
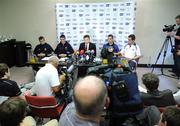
[25,94,65,119]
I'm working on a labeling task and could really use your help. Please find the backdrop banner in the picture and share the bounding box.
[55,0,136,56]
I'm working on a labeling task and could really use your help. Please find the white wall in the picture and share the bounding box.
[0,0,180,64]
[0,3,3,34]
[135,0,180,64]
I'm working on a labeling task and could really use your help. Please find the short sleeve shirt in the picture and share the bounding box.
[35,63,60,96]
[121,44,141,59]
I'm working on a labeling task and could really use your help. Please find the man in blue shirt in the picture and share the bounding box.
[102,34,119,55]
[34,36,54,57]
[55,35,74,58]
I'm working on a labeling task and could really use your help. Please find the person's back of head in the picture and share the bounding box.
[0,97,27,126]
[48,56,59,68]
[0,63,9,79]
[159,106,180,126]
[73,75,107,119]
[142,73,159,92]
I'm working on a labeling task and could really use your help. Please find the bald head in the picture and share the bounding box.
[73,75,107,116]
[48,56,59,67]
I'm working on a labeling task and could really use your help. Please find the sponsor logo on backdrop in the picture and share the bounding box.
[85,5,89,7]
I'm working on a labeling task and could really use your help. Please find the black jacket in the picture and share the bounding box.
[34,43,53,57]
[55,41,74,55]
[140,89,176,107]
[79,42,96,56]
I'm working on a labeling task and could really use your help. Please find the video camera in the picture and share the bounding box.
[163,24,176,32]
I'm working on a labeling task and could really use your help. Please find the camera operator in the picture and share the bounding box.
[167,15,180,77]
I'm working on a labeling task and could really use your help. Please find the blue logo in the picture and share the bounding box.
[85,5,89,7]
[119,31,123,34]
[65,5,69,8]
[126,3,131,6]
[59,14,63,17]
[113,8,117,11]
[85,22,90,25]
[99,13,103,16]
[106,22,109,25]
[66,23,70,26]
[79,14,83,17]
[125,22,130,25]
[120,13,124,16]
[106,4,110,7]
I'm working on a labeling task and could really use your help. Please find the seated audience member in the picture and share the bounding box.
[140,73,176,107]
[173,74,180,104]
[34,36,54,58]
[102,34,120,55]
[120,34,142,70]
[0,97,58,126]
[0,63,24,104]
[79,35,96,56]
[158,106,180,126]
[35,56,65,102]
[59,75,108,126]
[54,34,74,58]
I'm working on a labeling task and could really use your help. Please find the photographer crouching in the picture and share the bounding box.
[167,15,180,78]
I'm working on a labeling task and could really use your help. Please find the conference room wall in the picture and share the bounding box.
[0,3,3,35]
[0,0,180,64]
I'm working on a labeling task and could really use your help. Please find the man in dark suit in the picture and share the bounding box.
[79,35,96,56]
[55,35,74,58]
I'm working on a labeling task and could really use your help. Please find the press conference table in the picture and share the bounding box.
[26,57,100,78]
[26,59,68,67]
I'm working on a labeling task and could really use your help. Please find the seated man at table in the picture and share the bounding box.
[34,56,65,102]
[79,35,96,56]
[120,34,142,70]
[101,34,120,63]
[102,34,120,54]
[55,35,74,58]
[34,36,54,58]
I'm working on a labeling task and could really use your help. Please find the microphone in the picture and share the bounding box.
[85,50,91,54]
[91,50,95,54]
[80,50,84,55]
[67,64,74,74]
[76,51,79,55]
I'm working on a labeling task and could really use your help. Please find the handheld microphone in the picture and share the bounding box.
[91,50,95,54]
[85,50,91,54]
[76,51,79,55]
[80,50,84,55]
[67,64,74,74]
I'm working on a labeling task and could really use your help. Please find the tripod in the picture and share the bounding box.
[151,36,177,78]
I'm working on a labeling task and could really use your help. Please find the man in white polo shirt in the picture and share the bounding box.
[35,56,64,101]
[120,34,142,71]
